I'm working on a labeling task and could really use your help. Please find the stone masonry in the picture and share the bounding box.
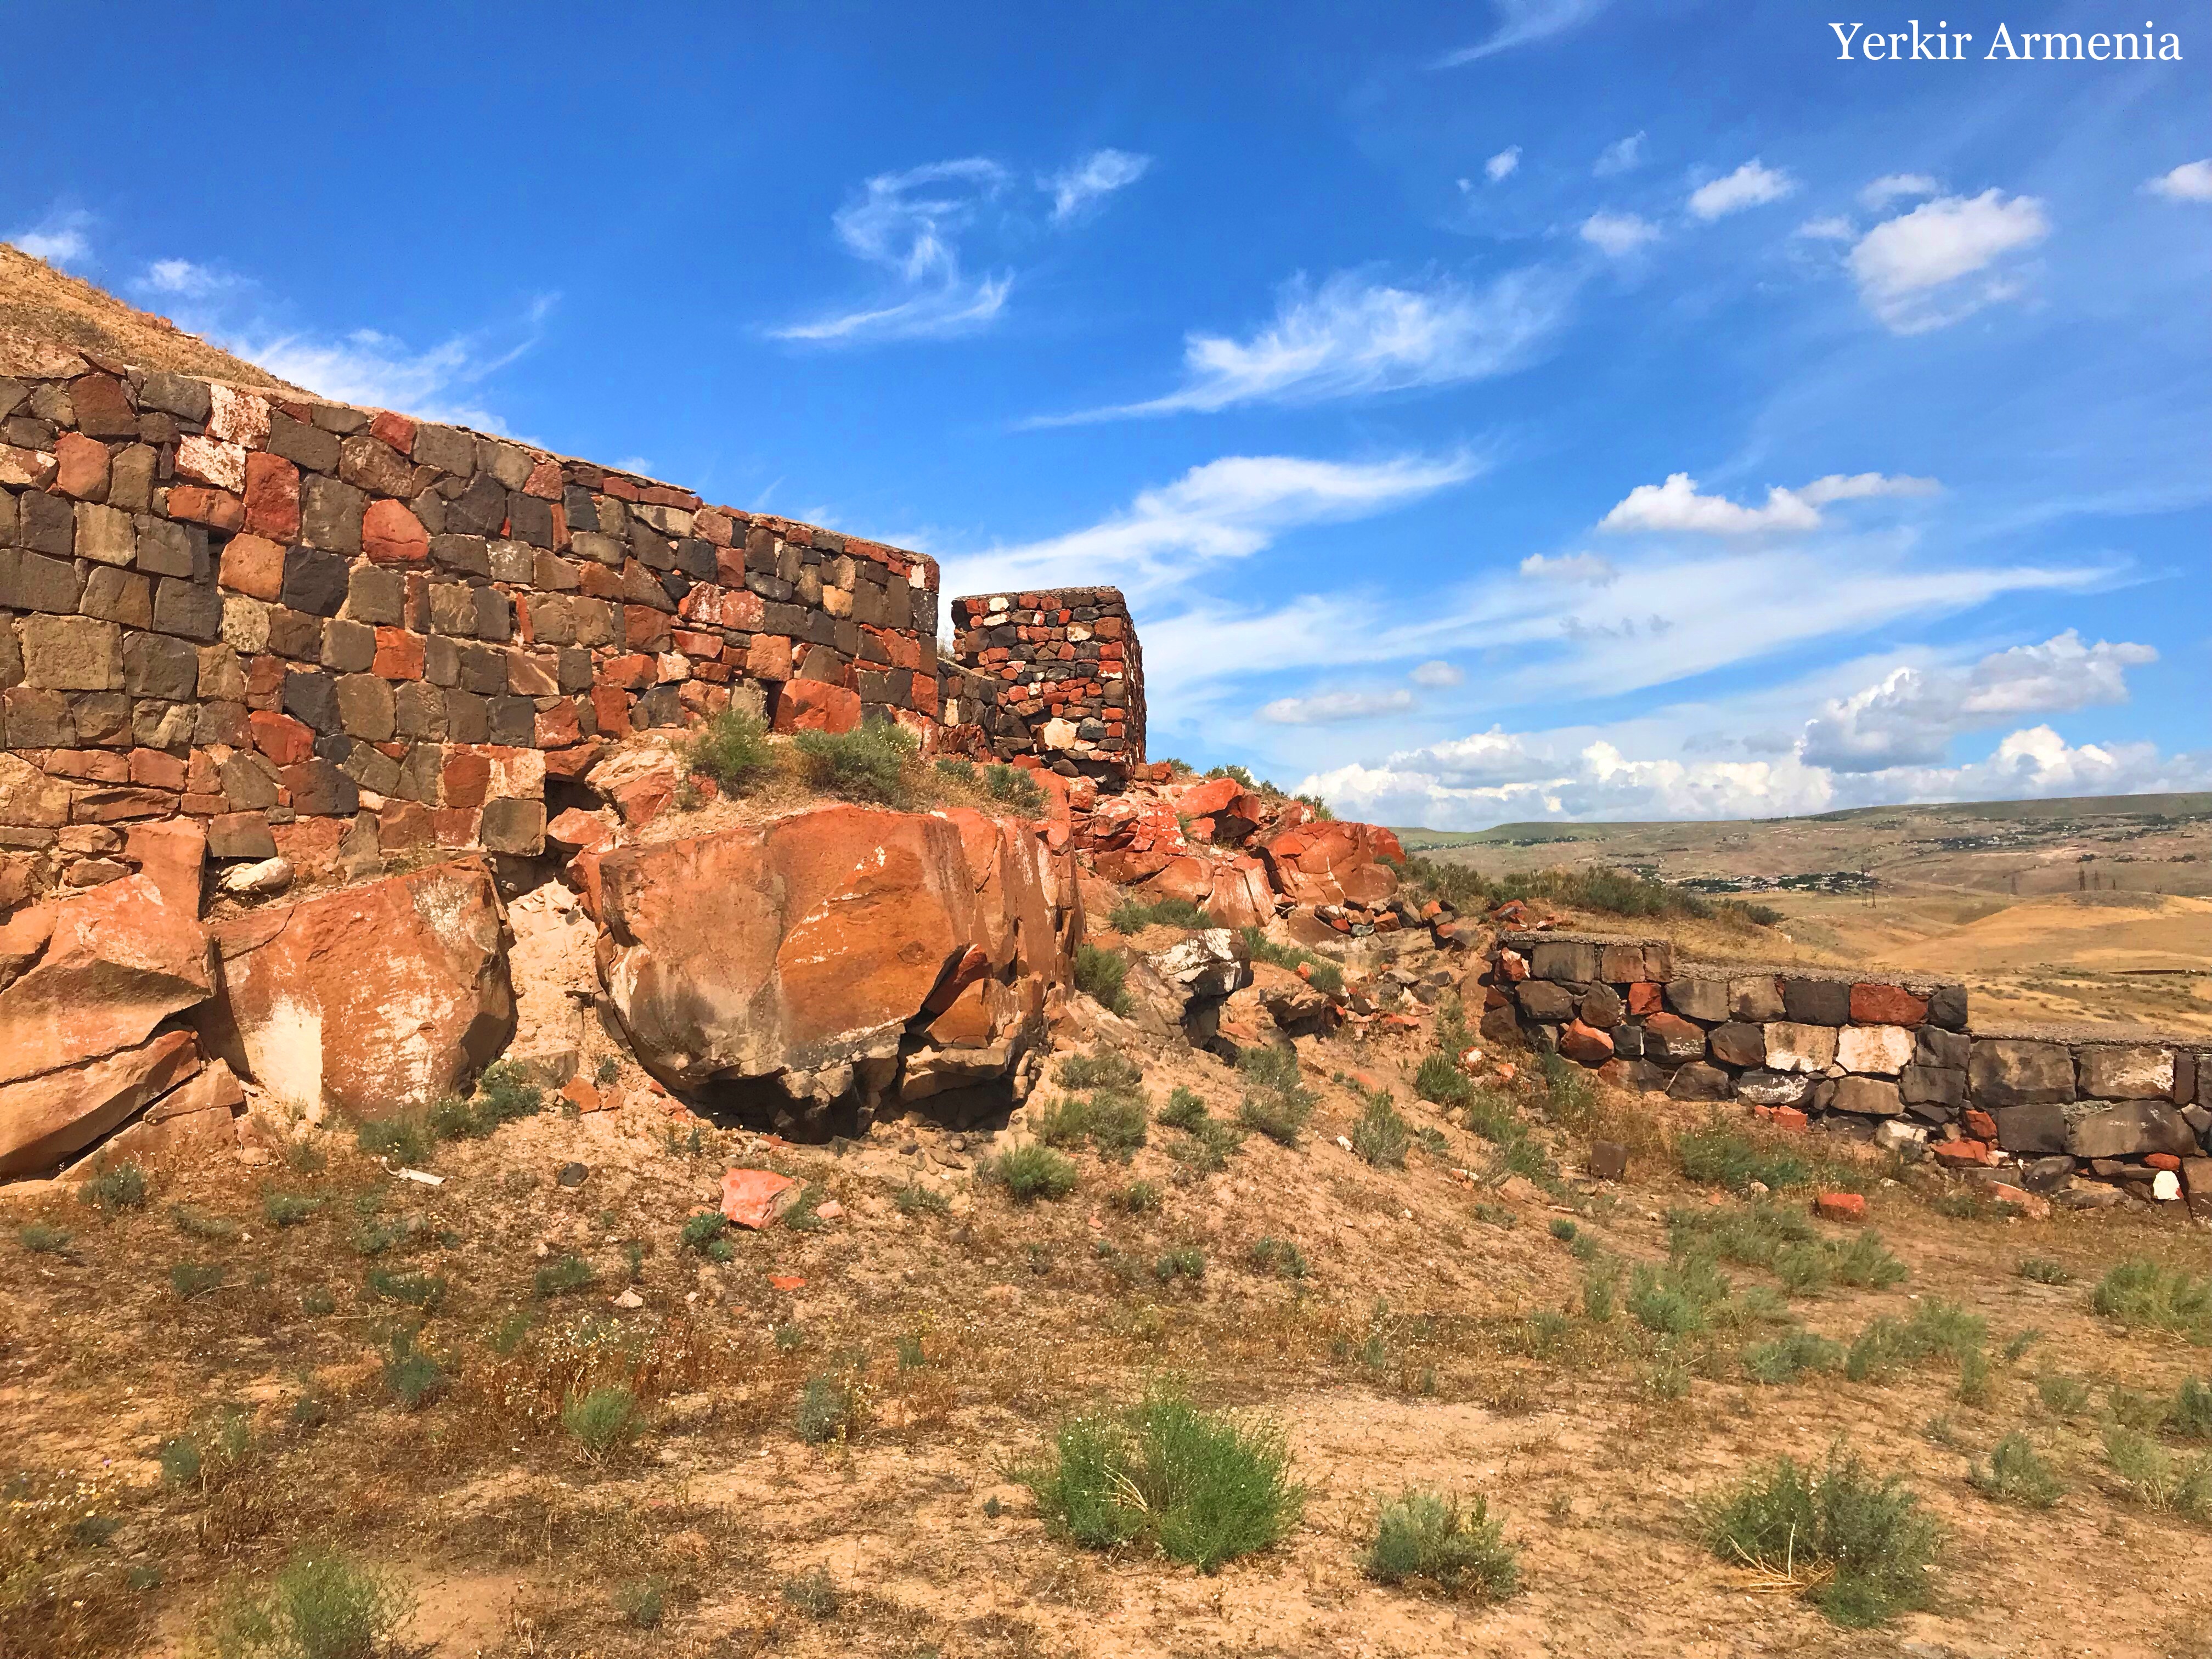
[0,340,943,899]
[946,586,1144,782]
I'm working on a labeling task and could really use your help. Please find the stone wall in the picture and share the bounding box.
[1483,929,2211,1214]
[0,339,940,903]
[946,586,1144,781]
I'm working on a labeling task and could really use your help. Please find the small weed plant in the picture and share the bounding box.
[1073,943,1131,1014]
[683,707,772,791]
[79,1162,148,1211]
[562,1386,642,1458]
[1969,1433,2065,1508]
[1109,895,1211,933]
[1364,1489,1520,1601]
[1704,1446,1940,1628]
[2091,1259,2212,1344]
[1351,1092,1414,1170]
[207,1550,415,1659]
[992,1144,1079,1203]
[2103,1425,2212,1516]
[792,717,918,806]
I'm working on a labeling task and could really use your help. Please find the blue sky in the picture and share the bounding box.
[8,1,2207,827]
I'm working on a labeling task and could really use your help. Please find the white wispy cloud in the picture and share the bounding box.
[1795,216,1857,241]
[937,449,1482,604]
[6,208,94,269]
[1257,687,1416,725]
[1519,550,1617,584]
[1799,630,2158,770]
[1579,211,1660,256]
[2146,159,2212,202]
[1598,470,1937,534]
[140,258,239,300]
[1688,159,1797,221]
[1042,148,1152,223]
[1485,146,1522,183]
[1848,189,2050,334]
[1593,132,1646,177]
[1410,661,1464,687]
[772,158,1014,343]
[1035,268,1574,422]
[1860,172,1940,210]
[1435,0,1612,66]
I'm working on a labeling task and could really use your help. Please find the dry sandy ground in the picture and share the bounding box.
[0,243,298,388]
[7,967,2212,1659]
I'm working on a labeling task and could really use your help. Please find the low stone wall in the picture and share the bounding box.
[0,340,939,902]
[946,586,1143,781]
[1483,930,2211,1214]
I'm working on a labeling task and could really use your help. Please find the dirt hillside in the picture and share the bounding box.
[0,242,296,388]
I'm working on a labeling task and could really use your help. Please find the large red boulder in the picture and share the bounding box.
[0,1030,205,1177]
[1257,820,1404,907]
[595,804,1075,1133]
[197,859,514,1120]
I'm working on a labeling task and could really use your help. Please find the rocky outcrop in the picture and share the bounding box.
[591,803,1075,1137]
[197,857,514,1121]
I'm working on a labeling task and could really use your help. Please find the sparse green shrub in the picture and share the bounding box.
[1058,1051,1145,1092]
[1364,1489,1519,1600]
[171,1202,241,1240]
[2017,1256,2074,1285]
[1704,1447,1940,1627]
[171,1261,226,1300]
[300,1287,337,1317]
[18,1221,70,1253]
[683,706,773,791]
[795,1373,861,1446]
[381,1333,445,1410]
[1549,1218,1578,1242]
[896,1333,928,1369]
[1238,926,1344,993]
[2172,1379,2212,1440]
[1844,1300,1987,1384]
[1249,1237,1309,1279]
[792,717,918,806]
[354,1115,433,1167]
[1118,1181,1163,1215]
[534,1253,596,1297]
[427,1060,545,1142]
[206,1549,415,1659]
[780,1567,840,1620]
[262,1192,323,1227]
[893,1182,951,1218]
[616,1577,669,1630]
[1581,1262,1620,1322]
[1158,1087,1209,1131]
[1674,1121,1811,1193]
[158,1436,204,1489]
[1351,1094,1413,1170]
[1082,1092,1149,1161]
[991,1144,1078,1203]
[1414,1052,1474,1108]
[781,1184,828,1232]
[1743,1330,1845,1385]
[1109,895,1211,934]
[1829,1231,1910,1290]
[2103,1425,2212,1516]
[78,1162,148,1211]
[2091,1258,2212,1344]
[1154,1248,1206,1282]
[347,1214,420,1258]
[981,761,1047,817]
[1237,1091,1312,1147]
[1073,943,1131,1014]
[2035,1372,2090,1415]
[679,1210,727,1251]
[562,1385,642,1458]
[1628,1256,1733,1336]
[364,1268,445,1311]
[1019,1385,1305,1573]
[1970,1433,2064,1508]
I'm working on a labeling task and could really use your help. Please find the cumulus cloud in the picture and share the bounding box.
[2147,159,2212,202]
[1688,160,1797,221]
[1435,0,1612,65]
[937,449,1481,605]
[1038,267,1574,421]
[1598,470,1936,535]
[1860,173,1940,210]
[1042,148,1152,223]
[1257,687,1415,725]
[1593,132,1646,177]
[1799,631,2158,770]
[1519,550,1616,584]
[6,208,93,269]
[1485,146,1522,182]
[1410,660,1464,687]
[1580,211,1661,256]
[1848,189,2050,333]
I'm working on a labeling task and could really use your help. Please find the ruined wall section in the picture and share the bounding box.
[0,341,939,900]
[946,586,1143,782]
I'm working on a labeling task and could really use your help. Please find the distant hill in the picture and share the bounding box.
[0,241,297,388]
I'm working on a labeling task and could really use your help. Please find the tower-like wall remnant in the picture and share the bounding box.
[945,585,1144,782]
[0,340,941,901]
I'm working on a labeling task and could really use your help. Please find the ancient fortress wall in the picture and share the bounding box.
[0,340,941,899]
[1487,929,2212,1211]
[946,586,1144,780]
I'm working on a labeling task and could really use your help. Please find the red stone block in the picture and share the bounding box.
[1962,1107,1999,1141]
[242,451,301,540]
[672,629,721,659]
[693,661,731,684]
[378,800,435,848]
[2146,1152,2182,1172]
[579,563,624,599]
[1850,982,1928,1026]
[218,533,287,601]
[591,683,632,738]
[623,606,671,652]
[522,457,562,499]
[535,701,582,748]
[600,653,655,690]
[1932,1138,1995,1167]
[52,431,109,499]
[714,549,746,587]
[1627,981,1662,1015]
[372,628,425,680]
[1813,1192,1866,1222]
[369,410,416,454]
[679,584,764,631]
[600,475,640,501]
[745,634,793,681]
[245,654,287,703]
[442,751,491,809]
[1558,1019,1614,1066]
[362,498,428,565]
[772,680,861,735]
[543,743,602,781]
[167,484,245,532]
[128,748,188,791]
[248,710,316,766]
[430,807,479,847]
